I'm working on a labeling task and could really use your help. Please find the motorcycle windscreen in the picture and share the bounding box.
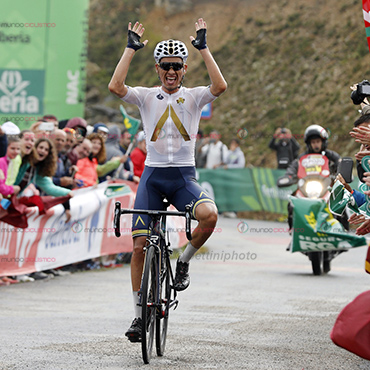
[289,196,367,252]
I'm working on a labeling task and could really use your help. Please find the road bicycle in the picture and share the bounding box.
[114,200,192,364]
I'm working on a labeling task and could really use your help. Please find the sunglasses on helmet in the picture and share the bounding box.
[158,62,184,71]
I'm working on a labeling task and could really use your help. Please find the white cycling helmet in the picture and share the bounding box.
[154,39,188,63]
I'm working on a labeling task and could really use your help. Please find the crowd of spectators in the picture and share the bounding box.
[0,115,146,285]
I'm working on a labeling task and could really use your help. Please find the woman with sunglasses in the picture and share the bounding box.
[109,18,227,342]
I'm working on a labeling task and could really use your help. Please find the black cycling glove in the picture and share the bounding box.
[191,28,207,50]
[127,30,145,51]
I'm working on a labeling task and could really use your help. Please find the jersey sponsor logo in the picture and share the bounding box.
[176,97,185,104]
[151,104,190,142]
[156,94,164,100]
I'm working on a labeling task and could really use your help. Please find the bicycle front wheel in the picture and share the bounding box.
[141,246,157,364]
[156,258,171,356]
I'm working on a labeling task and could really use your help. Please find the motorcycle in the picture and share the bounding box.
[277,153,351,275]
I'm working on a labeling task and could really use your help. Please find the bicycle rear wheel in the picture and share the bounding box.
[141,246,157,364]
[156,258,171,356]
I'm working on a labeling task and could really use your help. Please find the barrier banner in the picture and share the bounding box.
[197,168,295,214]
[290,196,367,253]
[197,168,262,212]
[0,181,187,277]
[0,0,89,129]
[251,168,295,214]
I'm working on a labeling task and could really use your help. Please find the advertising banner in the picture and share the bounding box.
[252,168,295,214]
[197,168,295,214]
[0,181,188,277]
[197,168,262,212]
[0,0,89,129]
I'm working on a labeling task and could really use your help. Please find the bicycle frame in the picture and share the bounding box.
[113,201,192,362]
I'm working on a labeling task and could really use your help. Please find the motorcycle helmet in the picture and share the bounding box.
[154,40,188,63]
[304,124,328,152]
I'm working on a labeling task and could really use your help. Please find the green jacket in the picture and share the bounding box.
[15,162,70,197]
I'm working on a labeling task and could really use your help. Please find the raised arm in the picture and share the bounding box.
[108,22,148,98]
[190,18,227,97]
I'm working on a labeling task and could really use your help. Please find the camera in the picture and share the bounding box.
[281,128,287,134]
[351,80,370,105]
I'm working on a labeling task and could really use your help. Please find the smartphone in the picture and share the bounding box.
[338,157,354,183]
[38,121,55,131]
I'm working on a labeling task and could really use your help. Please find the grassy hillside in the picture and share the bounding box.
[87,0,370,167]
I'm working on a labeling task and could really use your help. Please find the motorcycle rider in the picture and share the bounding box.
[280,125,341,229]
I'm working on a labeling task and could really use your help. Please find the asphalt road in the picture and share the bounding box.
[1,216,370,370]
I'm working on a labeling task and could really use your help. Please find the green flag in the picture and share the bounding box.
[329,180,359,216]
[290,196,367,253]
[120,105,141,141]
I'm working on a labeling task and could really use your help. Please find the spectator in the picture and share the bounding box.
[14,138,73,200]
[30,119,55,139]
[120,129,132,154]
[268,128,300,169]
[2,121,20,136]
[0,136,21,197]
[105,125,124,160]
[19,130,36,157]
[12,138,73,281]
[51,129,78,189]
[349,114,370,182]
[222,138,245,169]
[199,130,228,169]
[75,134,124,187]
[130,131,147,178]
[66,117,88,143]
[67,138,92,166]
[0,123,22,186]
[93,123,109,142]
[195,130,206,168]
[63,128,76,153]
[43,114,59,130]
[100,125,137,182]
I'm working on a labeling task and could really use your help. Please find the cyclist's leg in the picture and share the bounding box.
[169,166,217,249]
[168,167,217,290]
[191,202,218,248]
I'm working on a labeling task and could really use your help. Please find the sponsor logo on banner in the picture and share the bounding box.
[104,184,132,198]
[0,70,44,115]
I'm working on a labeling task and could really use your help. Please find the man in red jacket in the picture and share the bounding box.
[130,131,146,178]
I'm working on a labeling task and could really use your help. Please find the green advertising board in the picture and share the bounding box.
[197,168,262,212]
[252,168,296,214]
[0,0,89,129]
[197,168,296,214]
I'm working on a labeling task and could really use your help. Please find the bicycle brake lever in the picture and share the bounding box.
[114,201,121,237]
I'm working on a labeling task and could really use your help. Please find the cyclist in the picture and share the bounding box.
[109,18,227,342]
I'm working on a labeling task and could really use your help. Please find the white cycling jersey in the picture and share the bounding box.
[121,86,217,167]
